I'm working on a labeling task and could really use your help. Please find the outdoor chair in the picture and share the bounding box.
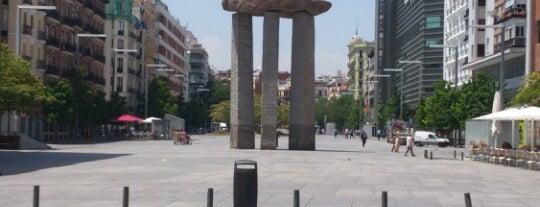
[504,150,515,166]
[480,147,489,162]
[489,148,499,163]
[497,149,506,165]
[526,152,539,170]
[515,150,527,168]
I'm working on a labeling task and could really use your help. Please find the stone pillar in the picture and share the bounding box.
[289,12,315,150]
[261,11,280,150]
[230,13,255,149]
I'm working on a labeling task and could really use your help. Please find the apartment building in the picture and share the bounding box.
[0,0,106,140]
[347,32,373,102]
[532,0,539,73]
[463,0,527,99]
[443,0,471,87]
[105,0,144,112]
[153,0,189,98]
[188,42,211,102]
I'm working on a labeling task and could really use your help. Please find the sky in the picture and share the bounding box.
[162,0,375,76]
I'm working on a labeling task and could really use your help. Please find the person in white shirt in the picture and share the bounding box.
[404,135,415,157]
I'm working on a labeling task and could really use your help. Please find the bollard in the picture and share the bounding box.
[424,150,428,159]
[430,151,433,160]
[233,160,257,207]
[207,188,213,207]
[461,152,464,160]
[294,189,300,207]
[464,192,472,207]
[454,150,457,159]
[123,186,129,207]
[33,185,39,207]
[381,191,387,207]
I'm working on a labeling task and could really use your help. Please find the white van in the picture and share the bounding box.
[219,122,229,131]
[413,131,450,147]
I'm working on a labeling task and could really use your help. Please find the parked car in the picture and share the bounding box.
[219,122,229,131]
[413,131,450,147]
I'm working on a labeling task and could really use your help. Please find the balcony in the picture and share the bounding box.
[494,37,525,53]
[45,10,59,20]
[61,43,76,53]
[37,60,46,69]
[37,31,46,40]
[22,25,32,35]
[128,67,136,75]
[93,53,105,63]
[45,64,60,76]
[494,8,526,24]
[22,55,31,61]
[23,0,32,4]
[45,36,60,48]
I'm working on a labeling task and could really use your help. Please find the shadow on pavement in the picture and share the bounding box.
[0,151,130,176]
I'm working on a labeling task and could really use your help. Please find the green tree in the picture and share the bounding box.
[0,43,52,113]
[277,101,290,127]
[209,100,230,124]
[512,72,540,107]
[455,74,497,129]
[147,77,177,117]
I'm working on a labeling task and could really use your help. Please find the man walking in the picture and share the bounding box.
[376,129,382,141]
[404,134,415,156]
[360,130,368,147]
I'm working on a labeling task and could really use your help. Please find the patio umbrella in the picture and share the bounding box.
[141,117,161,123]
[115,114,143,122]
[491,91,502,147]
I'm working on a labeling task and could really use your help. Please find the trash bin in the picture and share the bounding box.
[233,160,257,207]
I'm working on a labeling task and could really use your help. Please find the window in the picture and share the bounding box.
[117,57,123,73]
[116,77,123,92]
[116,2,122,11]
[538,21,540,43]
[515,26,524,37]
[477,44,485,57]
[117,39,124,49]
[117,21,124,35]
[477,0,485,6]
[426,16,442,28]
[425,39,443,46]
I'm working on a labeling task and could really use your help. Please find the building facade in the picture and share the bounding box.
[347,32,373,102]
[188,42,211,102]
[105,0,144,112]
[531,0,539,73]
[153,0,189,98]
[443,0,471,87]
[393,0,444,114]
[463,0,527,100]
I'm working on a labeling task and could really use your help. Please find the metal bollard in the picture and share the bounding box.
[294,189,300,207]
[381,191,387,207]
[454,150,457,159]
[207,188,213,207]
[233,160,257,207]
[424,150,428,159]
[123,186,129,207]
[461,152,464,160]
[430,151,433,160]
[464,192,472,207]
[33,185,39,207]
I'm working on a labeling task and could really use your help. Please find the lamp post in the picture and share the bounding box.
[383,68,404,119]
[430,44,459,88]
[145,64,166,118]
[469,23,505,107]
[15,5,56,56]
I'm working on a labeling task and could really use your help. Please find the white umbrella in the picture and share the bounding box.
[491,91,503,147]
[141,117,161,123]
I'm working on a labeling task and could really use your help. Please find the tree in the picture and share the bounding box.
[0,43,52,113]
[209,100,230,124]
[512,72,540,107]
[147,77,177,117]
[277,100,290,127]
[455,74,497,129]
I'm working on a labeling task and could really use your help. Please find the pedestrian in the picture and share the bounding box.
[391,136,400,152]
[349,129,355,139]
[345,128,349,139]
[180,129,187,144]
[360,130,367,147]
[333,129,338,138]
[404,135,415,156]
[376,129,382,141]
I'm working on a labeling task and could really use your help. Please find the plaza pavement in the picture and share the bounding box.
[0,134,539,207]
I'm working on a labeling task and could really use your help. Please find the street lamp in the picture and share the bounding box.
[15,5,56,56]
[469,23,505,107]
[430,44,459,88]
[384,68,404,119]
[145,64,166,118]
